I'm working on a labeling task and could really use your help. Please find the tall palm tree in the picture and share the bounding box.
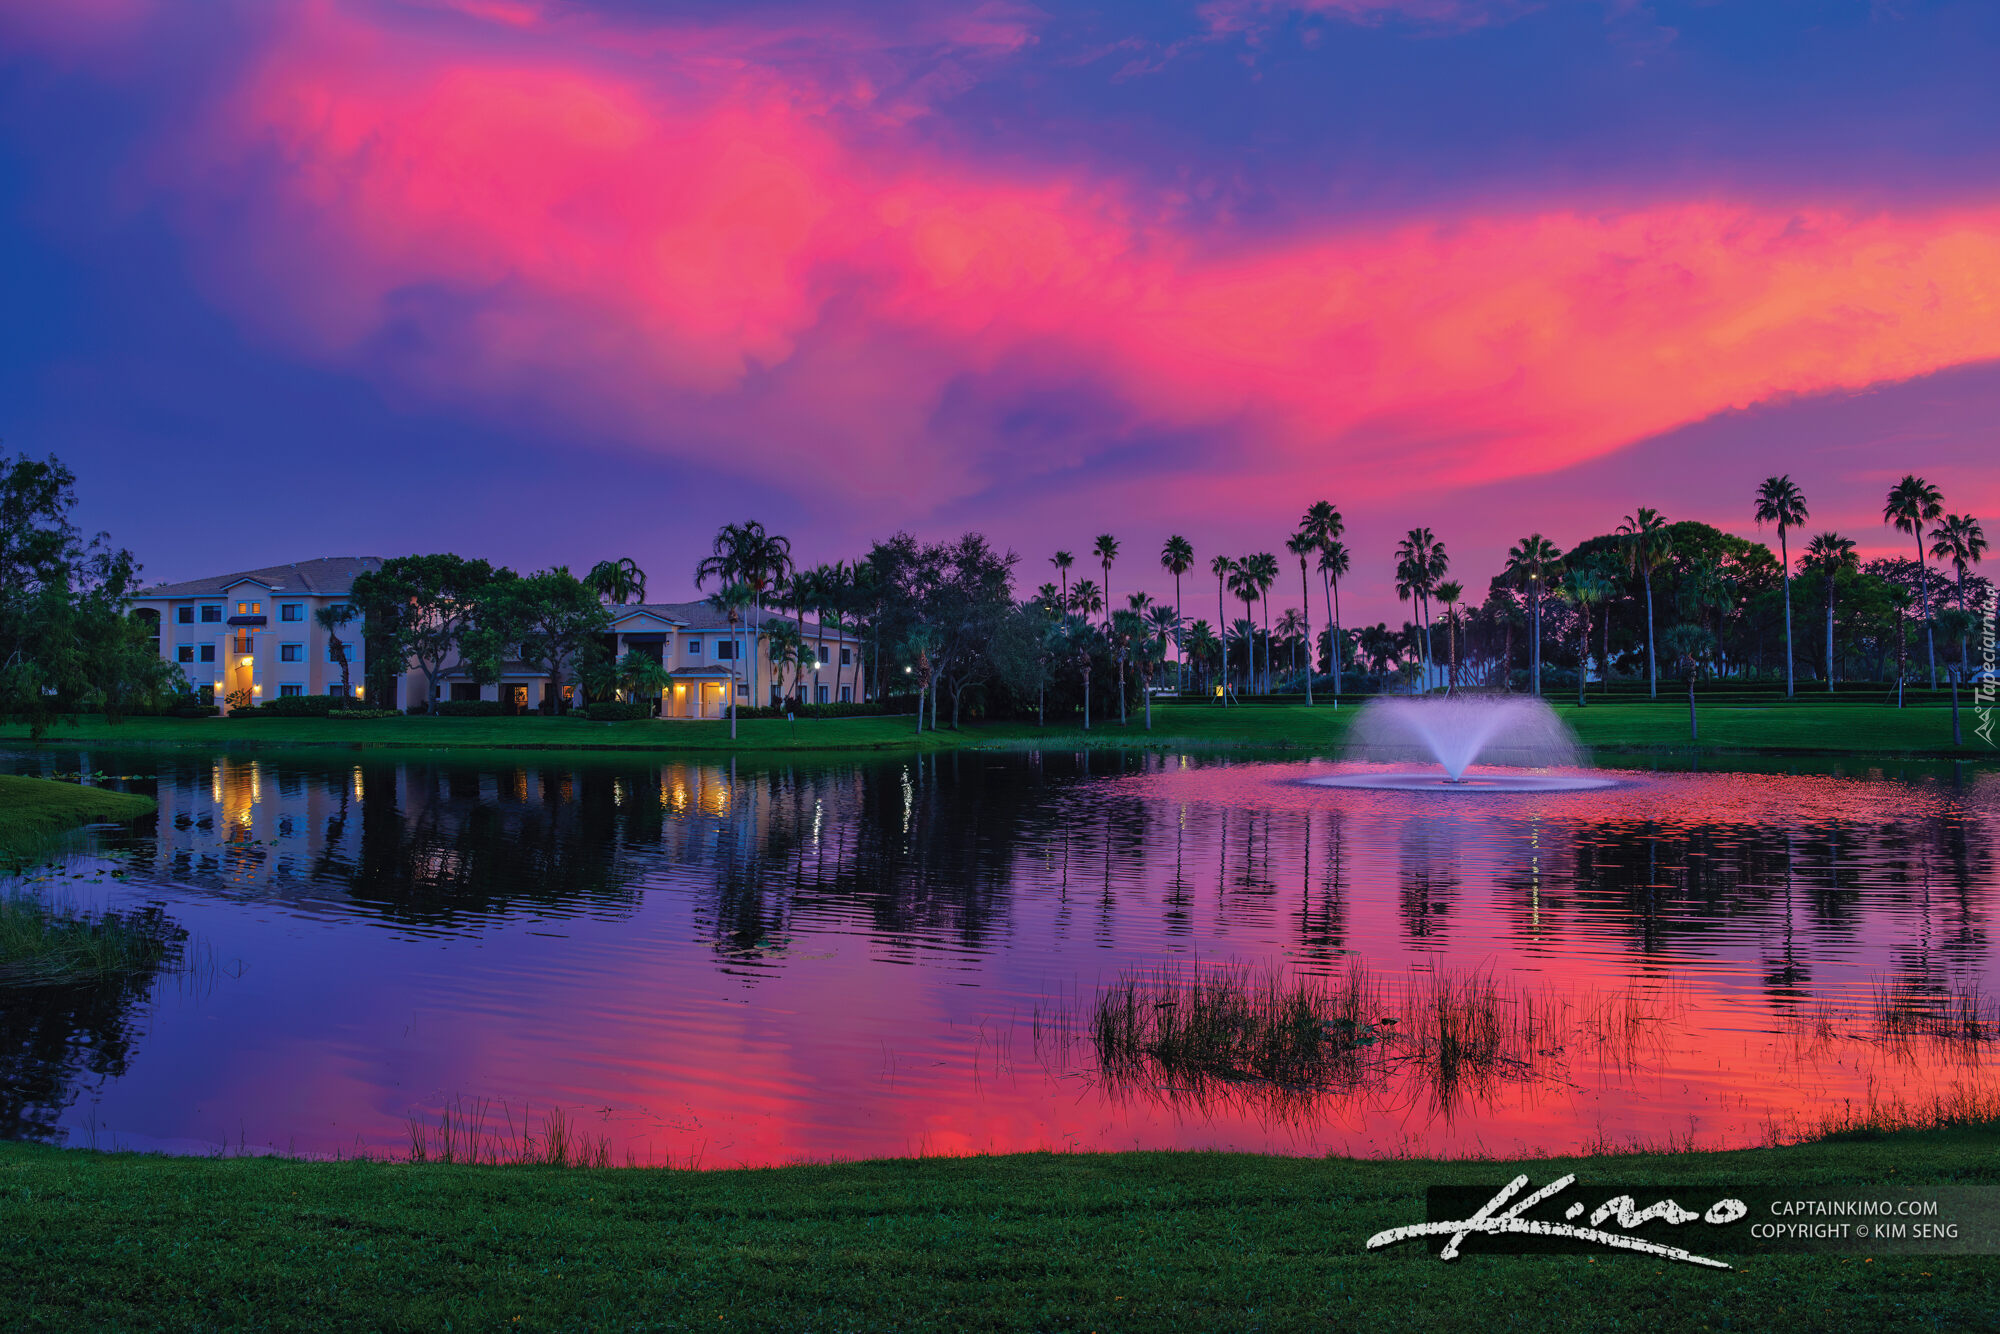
[1504,534,1562,696]
[696,521,792,704]
[1618,507,1672,697]
[1298,501,1344,689]
[1433,580,1462,695]
[1160,535,1195,692]
[702,580,754,740]
[1929,513,1988,675]
[314,603,358,698]
[1752,475,1810,697]
[1210,555,1237,699]
[1227,565,1261,696]
[1884,475,1945,689]
[1051,550,1074,609]
[1560,566,1610,707]
[1802,532,1857,692]
[1185,619,1220,698]
[1393,551,1424,681]
[1110,607,1143,725]
[1394,528,1445,688]
[1247,551,1279,693]
[1092,534,1120,633]
[1318,540,1350,700]
[1228,617,1259,695]
[1067,579,1103,622]
[1277,607,1307,686]
[1284,531,1318,705]
[584,557,647,606]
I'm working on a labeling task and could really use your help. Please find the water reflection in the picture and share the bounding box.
[1,747,1994,1163]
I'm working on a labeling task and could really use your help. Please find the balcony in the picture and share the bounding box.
[231,636,256,656]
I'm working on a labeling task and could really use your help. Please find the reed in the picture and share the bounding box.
[405,1097,615,1168]
[1872,976,1996,1050]
[0,885,186,988]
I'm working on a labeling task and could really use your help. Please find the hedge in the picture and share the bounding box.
[576,701,655,722]
[230,694,376,718]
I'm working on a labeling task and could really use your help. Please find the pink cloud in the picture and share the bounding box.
[128,1,2000,527]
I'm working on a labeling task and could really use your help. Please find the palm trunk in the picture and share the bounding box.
[1173,573,1184,694]
[1331,577,1343,704]
[1687,673,1697,740]
[1531,594,1541,696]
[1144,676,1153,730]
[1299,560,1314,706]
[1217,574,1226,704]
[1780,527,1794,697]
[1081,666,1092,730]
[1644,575,1657,698]
[1917,532,1936,688]
[1825,580,1836,693]
[1577,609,1588,708]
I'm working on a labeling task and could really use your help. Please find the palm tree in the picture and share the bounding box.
[1802,532,1857,692]
[1110,607,1144,725]
[1228,617,1259,696]
[1618,507,1672,697]
[1276,607,1307,687]
[1393,550,1425,684]
[903,624,939,735]
[696,521,793,705]
[1160,535,1195,691]
[1284,532,1318,704]
[1753,475,1810,697]
[584,557,647,606]
[1504,533,1562,696]
[1929,514,1988,675]
[314,603,358,699]
[1092,534,1120,633]
[1318,540,1350,700]
[1560,566,1610,707]
[1145,602,1180,684]
[1210,555,1236,700]
[1433,580,1463,695]
[1884,475,1945,689]
[1394,528,1445,687]
[1051,550,1074,609]
[1247,551,1279,693]
[1134,626,1167,730]
[617,649,671,717]
[1067,579,1103,622]
[1662,623,1715,741]
[1185,619,1220,699]
[1059,615,1098,729]
[702,580,754,739]
[1227,562,1261,695]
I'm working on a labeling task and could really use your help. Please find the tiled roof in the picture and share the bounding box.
[138,557,383,600]
[614,601,858,640]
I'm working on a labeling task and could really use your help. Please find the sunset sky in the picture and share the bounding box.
[5,0,1997,620]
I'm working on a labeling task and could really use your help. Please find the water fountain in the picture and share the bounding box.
[1308,695,1616,792]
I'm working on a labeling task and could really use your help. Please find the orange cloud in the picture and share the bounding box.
[159,1,2000,516]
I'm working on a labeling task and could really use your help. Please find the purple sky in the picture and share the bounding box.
[3,0,1996,620]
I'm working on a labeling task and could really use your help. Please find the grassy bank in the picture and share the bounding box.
[0,774,156,860]
[3,697,1992,759]
[2,1126,1995,1331]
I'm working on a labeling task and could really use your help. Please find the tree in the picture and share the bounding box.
[1285,531,1318,704]
[1226,561,1261,696]
[616,649,670,715]
[1110,607,1143,725]
[1504,534,1562,696]
[1050,551,1073,609]
[314,603,359,699]
[1560,566,1610,707]
[1662,623,1715,740]
[1134,624,1167,730]
[1209,555,1236,702]
[1884,475,1945,689]
[583,557,647,606]
[1184,620,1221,699]
[1801,533,1857,692]
[1058,615,1099,729]
[1246,551,1279,693]
[1159,535,1194,691]
[1318,540,1350,699]
[472,568,611,713]
[916,532,1018,729]
[1929,514,1987,675]
[1092,534,1120,634]
[0,454,171,731]
[702,580,754,739]
[1067,579,1103,622]
[1753,475,1809,697]
[1276,606,1307,687]
[1619,508,1673,698]
[1298,502,1344,699]
[1434,579,1463,695]
[351,553,500,715]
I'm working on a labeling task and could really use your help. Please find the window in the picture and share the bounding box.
[328,684,348,697]
[450,683,482,702]
[236,601,261,615]
[198,644,216,663]
[280,684,303,697]
[715,640,736,660]
[736,681,749,697]
[177,646,196,663]
[201,605,222,622]
[840,685,852,703]
[686,638,701,655]
[177,606,195,625]
[280,604,303,622]
[840,647,852,666]
[280,643,304,663]
[816,685,829,704]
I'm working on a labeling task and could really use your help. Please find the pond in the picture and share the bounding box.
[3,746,1996,1166]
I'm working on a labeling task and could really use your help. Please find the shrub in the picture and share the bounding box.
[735,701,887,720]
[166,703,219,718]
[578,701,654,722]
[326,708,398,720]
[232,694,376,717]
[403,700,512,717]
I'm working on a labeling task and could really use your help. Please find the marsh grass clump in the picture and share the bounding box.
[406,1097,616,1168]
[1873,977,1997,1051]
[0,885,186,988]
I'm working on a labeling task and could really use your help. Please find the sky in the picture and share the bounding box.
[3,0,1997,622]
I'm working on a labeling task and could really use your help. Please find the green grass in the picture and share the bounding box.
[2,1125,1995,1331]
[3,695,1992,758]
[0,775,157,863]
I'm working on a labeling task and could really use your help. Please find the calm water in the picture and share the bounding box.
[4,746,1996,1165]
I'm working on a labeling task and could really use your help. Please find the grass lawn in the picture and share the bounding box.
[0,774,157,859]
[2,1127,1995,1331]
[2,696,1991,759]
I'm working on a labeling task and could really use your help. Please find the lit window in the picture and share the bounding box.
[236,601,262,615]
